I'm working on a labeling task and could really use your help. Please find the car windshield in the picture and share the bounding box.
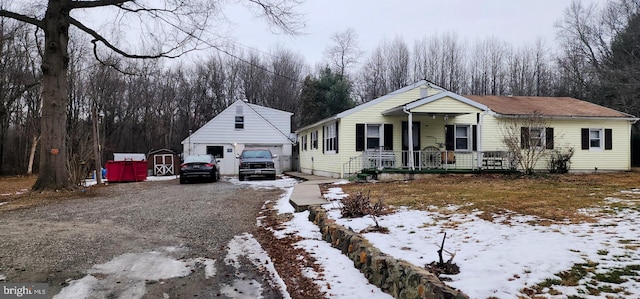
[184,155,211,163]
[242,150,271,159]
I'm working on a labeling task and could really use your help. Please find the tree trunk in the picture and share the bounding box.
[32,0,73,191]
[27,135,39,175]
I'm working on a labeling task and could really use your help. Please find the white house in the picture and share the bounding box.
[181,100,295,175]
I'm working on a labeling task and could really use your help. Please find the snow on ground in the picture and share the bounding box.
[238,176,394,298]
[63,175,640,298]
[317,183,640,299]
[53,235,285,299]
[230,176,299,189]
[224,233,290,298]
[54,246,217,299]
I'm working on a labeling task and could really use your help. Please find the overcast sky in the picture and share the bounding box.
[222,0,601,66]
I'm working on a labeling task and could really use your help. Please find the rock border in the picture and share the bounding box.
[308,206,469,299]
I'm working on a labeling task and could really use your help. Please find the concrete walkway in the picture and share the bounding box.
[284,172,338,212]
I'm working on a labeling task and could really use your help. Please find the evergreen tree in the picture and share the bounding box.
[298,68,355,127]
[600,13,640,118]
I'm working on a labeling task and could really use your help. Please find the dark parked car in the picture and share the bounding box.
[180,154,220,184]
[237,149,277,181]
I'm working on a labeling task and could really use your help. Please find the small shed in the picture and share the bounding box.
[148,149,180,176]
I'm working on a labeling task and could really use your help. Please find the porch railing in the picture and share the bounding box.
[343,148,514,178]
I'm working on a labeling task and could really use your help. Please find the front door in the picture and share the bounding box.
[402,121,420,167]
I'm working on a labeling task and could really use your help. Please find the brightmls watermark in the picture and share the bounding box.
[0,283,48,299]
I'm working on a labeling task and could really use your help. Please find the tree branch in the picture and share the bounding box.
[0,10,43,29]
[69,16,180,59]
[70,0,131,9]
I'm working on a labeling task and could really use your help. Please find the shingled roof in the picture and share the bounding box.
[464,95,635,118]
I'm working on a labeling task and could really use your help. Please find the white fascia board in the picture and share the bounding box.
[405,91,489,111]
[296,80,431,132]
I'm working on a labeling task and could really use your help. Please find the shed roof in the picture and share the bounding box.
[464,95,636,118]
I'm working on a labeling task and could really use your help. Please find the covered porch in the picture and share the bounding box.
[343,148,514,178]
[343,91,514,178]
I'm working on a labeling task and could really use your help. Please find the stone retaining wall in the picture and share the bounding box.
[308,206,469,299]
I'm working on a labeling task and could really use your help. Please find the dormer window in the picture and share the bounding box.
[235,116,244,129]
[235,106,244,129]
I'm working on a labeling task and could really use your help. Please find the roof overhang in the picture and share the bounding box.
[381,91,489,116]
[491,113,640,122]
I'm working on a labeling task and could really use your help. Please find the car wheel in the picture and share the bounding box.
[180,177,186,184]
[239,174,244,181]
[211,169,218,182]
[270,174,277,180]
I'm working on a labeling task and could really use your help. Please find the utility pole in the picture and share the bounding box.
[92,104,102,184]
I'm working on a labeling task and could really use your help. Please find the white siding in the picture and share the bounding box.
[481,116,633,171]
[182,100,294,175]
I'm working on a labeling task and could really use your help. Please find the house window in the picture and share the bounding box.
[311,131,318,149]
[366,124,382,149]
[235,116,244,129]
[581,128,611,150]
[529,127,544,148]
[301,134,307,151]
[455,125,470,151]
[589,129,603,149]
[521,127,547,149]
[324,122,338,152]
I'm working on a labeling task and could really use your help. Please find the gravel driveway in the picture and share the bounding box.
[0,178,287,298]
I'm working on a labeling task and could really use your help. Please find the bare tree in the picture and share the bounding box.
[356,45,388,102]
[0,19,39,174]
[440,32,467,93]
[501,113,552,174]
[239,51,269,104]
[468,37,507,95]
[0,0,302,191]
[265,47,304,112]
[323,28,362,79]
[385,35,411,91]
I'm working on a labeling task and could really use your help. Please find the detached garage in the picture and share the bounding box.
[181,100,295,176]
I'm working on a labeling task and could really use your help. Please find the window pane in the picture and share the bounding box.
[456,138,468,150]
[367,139,379,149]
[456,126,468,137]
[590,130,600,139]
[591,139,600,147]
[367,125,380,137]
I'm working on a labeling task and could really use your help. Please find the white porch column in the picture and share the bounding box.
[408,111,414,170]
[477,112,484,169]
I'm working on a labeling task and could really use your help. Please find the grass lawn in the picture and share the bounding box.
[338,170,640,224]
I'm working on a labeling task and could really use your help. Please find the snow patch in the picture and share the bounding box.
[54,248,216,299]
[225,233,290,299]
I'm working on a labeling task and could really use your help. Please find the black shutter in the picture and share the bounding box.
[521,127,529,149]
[472,125,478,151]
[335,123,339,153]
[384,124,393,150]
[545,127,554,150]
[605,128,612,150]
[445,125,454,151]
[322,126,325,153]
[356,123,365,152]
[581,128,589,150]
[414,122,421,149]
